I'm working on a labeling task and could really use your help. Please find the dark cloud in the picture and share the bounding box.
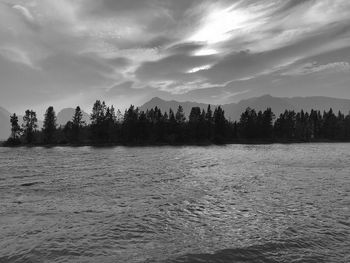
[105,57,132,68]
[276,0,315,14]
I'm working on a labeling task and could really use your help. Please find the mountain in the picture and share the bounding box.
[56,108,90,126]
[0,107,11,140]
[140,97,210,117]
[140,95,350,121]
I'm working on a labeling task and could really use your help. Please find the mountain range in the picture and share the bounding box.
[1,95,350,140]
[140,95,350,121]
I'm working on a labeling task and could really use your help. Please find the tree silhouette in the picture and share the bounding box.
[73,106,85,128]
[239,107,257,138]
[43,106,57,144]
[213,106,227,142]
[175,105,186,123]
[5,100,350,147]
[90,100,107,141]
[64,106,85,143]
[261,108,275,138]
[22,110,38,144]
[10,113,22,140]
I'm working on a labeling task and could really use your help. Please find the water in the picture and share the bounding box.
[0,144,349,263]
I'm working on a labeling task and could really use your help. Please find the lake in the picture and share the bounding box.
[0,144,349,262]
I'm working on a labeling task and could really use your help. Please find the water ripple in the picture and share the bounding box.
[0,144,349,262]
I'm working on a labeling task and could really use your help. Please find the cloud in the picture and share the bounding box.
[135,53,217,82]
[107,81,134,96]
[166,42,206,55]
[1,0,350,113]
[275,0,314,14]
[282,61,350,76]
[0,47,38,69]
[12,4,34,22]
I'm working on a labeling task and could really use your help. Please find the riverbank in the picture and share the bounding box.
[2,138,350,147]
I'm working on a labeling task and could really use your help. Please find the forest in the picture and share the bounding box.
[3,100,350,146]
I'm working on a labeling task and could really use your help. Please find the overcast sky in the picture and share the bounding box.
[1,0,350,115]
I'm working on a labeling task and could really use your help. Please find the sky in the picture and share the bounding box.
[1,0,350,115]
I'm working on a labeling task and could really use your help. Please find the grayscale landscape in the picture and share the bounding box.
[1,0,350,262]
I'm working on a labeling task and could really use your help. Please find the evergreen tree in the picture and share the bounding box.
[91,100,106,125]
[22,110,38,144]
[90,100,107,141]
[123,105,139,142]
[105,106,117,141]
[43,106,57,144]
[261,108,274,138]
[72,106,84,127]
[274,110,296,139]
[71,106,85,142]
[189,107,202,141]
[169,108,176,124]
[116,109,123,123]
[205,105,213,122]
[205,105,214,140]
[239,108,257,138]
[175,105,186,123]
[214,106,227,142]
[189,107,201,123]
[322,108,337,139]
[10,113,22,140]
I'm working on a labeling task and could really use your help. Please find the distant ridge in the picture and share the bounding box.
[0,106,11,141]
[140,97,210,118]
[140,95,350,121]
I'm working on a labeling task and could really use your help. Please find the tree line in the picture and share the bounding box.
[4,100,350,146]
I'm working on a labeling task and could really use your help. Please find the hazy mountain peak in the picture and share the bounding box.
[0,106,11,117]
[57,108,90,126]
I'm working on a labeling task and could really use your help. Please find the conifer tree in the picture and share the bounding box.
[175,105,186,123]
[22,110,38,144]
[43,106,57,144]
[10,113,22,140]
[71,106,85,142]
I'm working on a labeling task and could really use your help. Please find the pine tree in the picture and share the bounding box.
[72,106,84,127]
[175,105,186,123]
[214,106,227,142]
[22,110,38,144]
[10,113,22,140]
[71,106,85,142]
[90,100,107,141]
[43,106,57,144]
[261,108,274,138]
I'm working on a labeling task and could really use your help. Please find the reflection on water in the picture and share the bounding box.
[0,144,349,262]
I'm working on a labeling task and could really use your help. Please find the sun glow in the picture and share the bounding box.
[189,4,258,44]
[193,48,218,56]
[187,64,212,73]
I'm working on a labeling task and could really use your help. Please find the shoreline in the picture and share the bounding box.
[2,139,350,148]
